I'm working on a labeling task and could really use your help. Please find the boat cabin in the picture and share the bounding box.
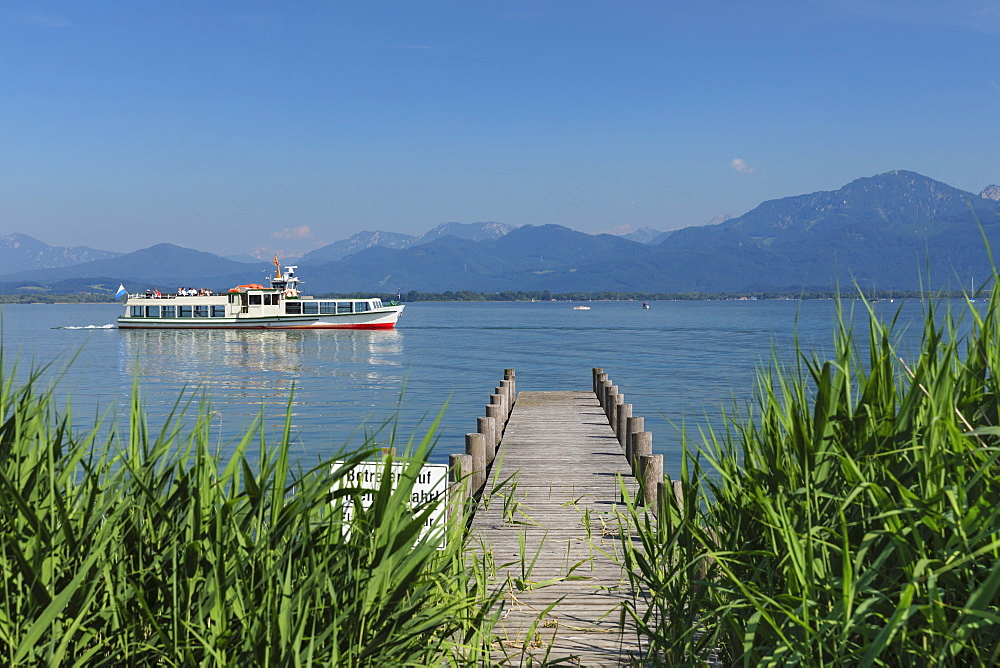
[124,289,386,321]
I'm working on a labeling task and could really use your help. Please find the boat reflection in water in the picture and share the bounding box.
[117,328,407,460]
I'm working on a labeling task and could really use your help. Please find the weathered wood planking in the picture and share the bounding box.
[470,390,641,666]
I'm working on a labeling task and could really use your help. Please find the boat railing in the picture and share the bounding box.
[130,292,222,299]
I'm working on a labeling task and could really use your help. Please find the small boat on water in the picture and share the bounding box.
[642,302,650,309]
[573,305,591,310]
[117,258,404,330]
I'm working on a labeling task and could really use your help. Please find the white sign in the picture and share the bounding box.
[332,461,449,548]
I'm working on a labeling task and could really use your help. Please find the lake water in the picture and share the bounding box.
[0,299,961,476]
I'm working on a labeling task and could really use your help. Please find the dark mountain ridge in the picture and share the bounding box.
[644,171,1000,291]
[3,171,1000,295]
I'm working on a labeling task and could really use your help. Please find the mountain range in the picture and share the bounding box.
[3,170,1000,296]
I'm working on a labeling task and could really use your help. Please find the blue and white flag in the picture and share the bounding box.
[115,284,128,300]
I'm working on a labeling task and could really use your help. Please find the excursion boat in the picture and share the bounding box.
[117,259,404,330]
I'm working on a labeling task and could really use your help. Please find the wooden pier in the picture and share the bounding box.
[467,382,645,665]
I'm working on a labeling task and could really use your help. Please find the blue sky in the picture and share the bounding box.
[2,1,998,258]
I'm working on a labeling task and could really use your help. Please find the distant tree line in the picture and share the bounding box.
[0,293,123,304]
[321,288,964,302]
[0,288,979,304]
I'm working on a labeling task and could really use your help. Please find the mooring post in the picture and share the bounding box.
[486,404,503,447]
[632,431,652,478]
[466,432,486,495]
[478,416,496,466]
[500,379,513,419]
[639,453,662,508]
[672,479,685,515]
[596,373,608,404]
[617,403,631,448]
[601,379,613,411]
[490,392,505,428]
[613,393,624,431]
[656,481,668,526]
[449,453,472,520]
[626,416,644,472]
[606,385,618,421]
[592,367,603,394]
[504,369,516,402]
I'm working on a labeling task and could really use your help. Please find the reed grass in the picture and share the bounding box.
[621,294,1000,666]
[0,363,501,665]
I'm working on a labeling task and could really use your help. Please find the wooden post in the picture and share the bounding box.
[626,416,644,473]
[617,403,631,448]
[490,392,505,428]
[500,379,513,419]
[466,432,486,495]
[672,479,685,514]
[601,379,613,411]
[656,481,668,526]
[606,385,618,420]
[639,454,662,508]
[504,369,516,402]
[631,430,651,478]
[596,374,608,403]
[478,416,496,466]
[486,404,503,447]
[448,453,472,520]
[592,367,603,394]
[613,393,624,432]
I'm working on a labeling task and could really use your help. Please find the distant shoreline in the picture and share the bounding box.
[0,289,976,305]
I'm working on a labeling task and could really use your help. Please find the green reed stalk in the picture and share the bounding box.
[0,366,501,666]
[621,293,1000,666]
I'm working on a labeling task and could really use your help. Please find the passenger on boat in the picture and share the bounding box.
[145,289,152,298]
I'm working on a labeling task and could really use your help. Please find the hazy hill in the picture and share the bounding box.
[300,222,516,265]
[620,227,665,244]
[300,230,416,264]
[0,243,272,291]
[413,221,515,245]
[0,233,121,273]
[300,225,653,292]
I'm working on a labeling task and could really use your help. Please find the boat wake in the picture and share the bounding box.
[54,324,116,330]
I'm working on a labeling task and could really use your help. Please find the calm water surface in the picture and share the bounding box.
[0,299,955,474]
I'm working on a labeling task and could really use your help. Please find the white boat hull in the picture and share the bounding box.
[118,306,403,329]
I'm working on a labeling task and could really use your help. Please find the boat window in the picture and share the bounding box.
[303,301,319,315]
[130,305,144,317]
[320,301,335,314]
[178,305,192,317]
[337,301,352,314]
[249,295,262,305]
[194,305,209,318]
[355,301,370,312]
[264,294,277,306]
[145,305,160,317]
[161,305,176,318]
[373,299,383,308]
[211,305,226,317]
[285,302,301,315]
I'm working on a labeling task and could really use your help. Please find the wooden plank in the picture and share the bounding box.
[469,390,641,666]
